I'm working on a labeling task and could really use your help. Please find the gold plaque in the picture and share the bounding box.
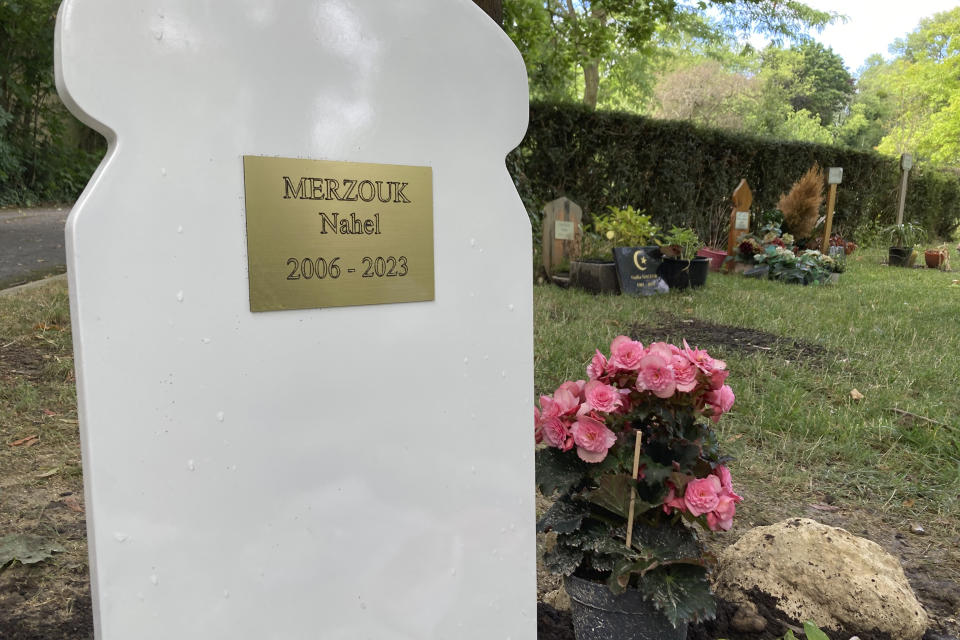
[243,156,434,311]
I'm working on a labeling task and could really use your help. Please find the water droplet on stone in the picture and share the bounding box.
[463,357,469,364]
[216,411,225,422]
[201,337,211,344]
[176,291,184,302]
[155,31,163,41]
[187,459,196,471]
[176,224,182,233]
[469,238,476,247]
[509,523,516,530]
[223,590,230,599]
[114,532,129,542]
[470,466,477,475]
[501,370,507,378]
[359,601,367,610]
[507,304,514,311]
[161,168,167,176]
[150,574,159,586]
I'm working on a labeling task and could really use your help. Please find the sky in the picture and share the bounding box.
[802,0,960,74]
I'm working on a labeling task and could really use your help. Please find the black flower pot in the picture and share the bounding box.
[888,246,911,267]
[658,257,709,291]
[565,574,687,640]
[570,260,620,294]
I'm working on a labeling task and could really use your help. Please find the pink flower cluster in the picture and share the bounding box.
[534,336,735,464]
[593,336,734,418]
[663,466,743,531]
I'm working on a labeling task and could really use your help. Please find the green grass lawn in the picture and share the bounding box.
[535,248,960,546]
[2,251,960,635]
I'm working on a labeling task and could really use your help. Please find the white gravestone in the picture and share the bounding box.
[56,1,534,638]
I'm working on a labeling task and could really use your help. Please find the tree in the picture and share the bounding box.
[503,0,837,109]
[876,8,960,165]
[0,0,103,204]
[757,41,854,127]
[651,60,759,130]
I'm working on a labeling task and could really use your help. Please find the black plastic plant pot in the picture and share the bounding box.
[659,257,709,291]
[570,260,620,294]
[565,574,687,640]
[888,246,911,267]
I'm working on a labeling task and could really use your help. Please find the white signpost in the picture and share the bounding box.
[56,1,535,638]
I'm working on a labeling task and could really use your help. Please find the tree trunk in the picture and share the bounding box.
[582,61,600,110]
[471,0,502,27]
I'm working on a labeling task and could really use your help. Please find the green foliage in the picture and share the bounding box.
[637,564,716,628]
[593,205,659,247]
[753,247,838,285]
[503,0,837,109]
[874,8,960,165]
[782,621,830,640]
[660,226,703,260]
[510,102,960,243]
[0,0,105,205]
[881,222,928,247]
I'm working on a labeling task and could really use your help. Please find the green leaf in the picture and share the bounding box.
[0,534,65,570]
[587,474,654,518]
[630,520,701,562]
[784,631,798,640]
[638,565,716,627]
[537,498,590,534]
[536,447,586,496]
[802,621,830,640]
[543,543,584,576]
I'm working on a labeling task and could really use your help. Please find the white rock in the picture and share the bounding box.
[714,518,928,640]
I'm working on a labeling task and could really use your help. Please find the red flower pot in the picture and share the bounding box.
[696,247,728,272]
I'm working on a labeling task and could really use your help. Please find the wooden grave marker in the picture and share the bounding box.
[727,179,753,255]
[541,196,582,278]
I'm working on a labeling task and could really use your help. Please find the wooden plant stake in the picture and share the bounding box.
[625,429,643,549]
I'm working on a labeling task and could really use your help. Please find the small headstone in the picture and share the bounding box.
[612,247,668,295]
[542,197,582,276]
[56,1,535,638]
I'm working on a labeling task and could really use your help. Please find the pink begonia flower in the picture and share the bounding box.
[570,416,617,463]
[609,335,646,371]
[712,465,743,503]
[662,480,688,514]
[671,354,699,393]
[683,475,722,516]
[707,493,737,531]
[586,349,609,380]
[708,368,729,390]
[552,388,581,416]
[647,342,678,360]
[539,395,560,421]
[705,384,735,423]
[584,380,622,413]
[541,418,573,451]
[557,380,586,402]
[636,353,676,399]
[682,340,717,375]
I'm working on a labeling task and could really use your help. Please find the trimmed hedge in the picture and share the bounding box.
[509,102,960,244]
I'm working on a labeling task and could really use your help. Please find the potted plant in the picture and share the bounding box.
[570,228,620,294]
[924,243,950,270]
[535,336,740,639]
[593,205,660,255]
[658,226,709,290]
[882,222,927,267]
[572,206,661,295]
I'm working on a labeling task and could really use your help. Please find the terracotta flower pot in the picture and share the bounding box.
[925,249,947,269]
[696,247,728,272]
